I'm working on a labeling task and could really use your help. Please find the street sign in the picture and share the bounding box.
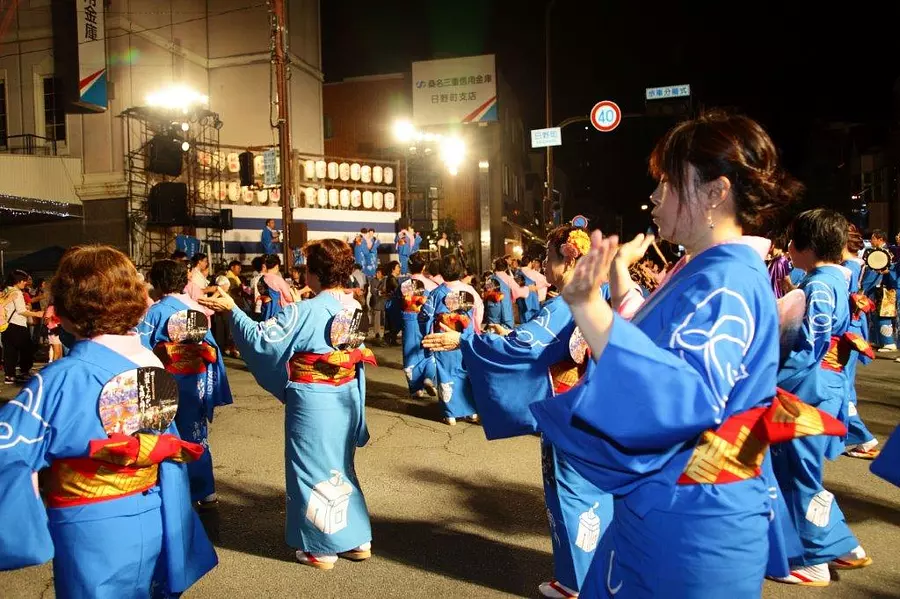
[263,149,278,186]
[645,84,690,100]
[590,101,621,133]
[571,215,589,228]
[531,127,562,148]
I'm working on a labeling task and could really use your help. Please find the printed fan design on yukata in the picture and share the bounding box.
[98,367,179,435]
[437,291,475,333]
[330,308,366,350]
[167,309,210,343]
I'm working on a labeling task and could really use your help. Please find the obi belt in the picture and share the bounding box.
[820,332,874,373]
[436,312,471,333]
[402,296,427,313]
[482,289,505,303]
[289,348,377,386]
[154,342,218,376]
[47,433,204,508]
[549,357,589,396]
[677,389,847,486]
[850,292,875,321]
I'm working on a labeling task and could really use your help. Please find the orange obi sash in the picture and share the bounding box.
[436,312,470,333]
[549,359,587,395]
[850,293,875,321]
[153,342,217,375]
[402,296,427,313]
[482,289,505,303]
[47,433,204,508]
[289,348,377,386]
[820,332,874,373]
[878,288,897,318]
[678,388,847,485]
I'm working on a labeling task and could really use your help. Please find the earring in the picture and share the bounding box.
[707,210,715,229]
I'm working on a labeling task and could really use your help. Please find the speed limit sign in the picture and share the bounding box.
[590,100,622,133]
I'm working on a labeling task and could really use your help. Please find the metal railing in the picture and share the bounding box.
[1,134,59,156]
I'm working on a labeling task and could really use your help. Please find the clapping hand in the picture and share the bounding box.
[562,230,619,307]
[613,232,655,267]
[198,287,236,312]
[421,322,462,352]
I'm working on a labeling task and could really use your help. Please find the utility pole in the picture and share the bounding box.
[544,0,556,232]
[272,0,293,268]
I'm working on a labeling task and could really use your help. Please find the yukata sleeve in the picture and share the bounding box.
[0,379,57,568]
[536,274,763,452]
[418,291,438,338]
[461,307,573,439]
[507,276,531,301]
[229,302,314,401]
[779,279,836,393]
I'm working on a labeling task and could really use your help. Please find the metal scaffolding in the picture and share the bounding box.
[122,106,224,272]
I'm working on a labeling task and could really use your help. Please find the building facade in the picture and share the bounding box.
[0,0,331,266]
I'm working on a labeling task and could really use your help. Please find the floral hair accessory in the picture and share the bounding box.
[561,229,591,260]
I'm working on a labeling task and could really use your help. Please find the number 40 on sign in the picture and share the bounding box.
[590,100,622,133]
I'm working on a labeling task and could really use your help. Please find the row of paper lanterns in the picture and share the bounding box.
[198,180,282,204]
[302,187,396,210]
[301,160,394,185]
[196,151,278,176]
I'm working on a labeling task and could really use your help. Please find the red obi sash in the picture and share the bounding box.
[482,289,505,303]
[47,433,204,508]
[548,359,587,395]
[820,332,874,373]
[402,296,427,313]
[436,312,470,332]
[289,348,377,386]
[153,342,217,375]
[850,293,875,321]
[678,389,847,485]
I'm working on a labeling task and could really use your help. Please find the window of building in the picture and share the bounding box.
[41,76,66,143]
[323,115,333,140]
[0,79,7,149]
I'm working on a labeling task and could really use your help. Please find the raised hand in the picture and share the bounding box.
[613,232,655,268]
[198,287,236,312]
[421,322,461,352]
[562,230,618,307]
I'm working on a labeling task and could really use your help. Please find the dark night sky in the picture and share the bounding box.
[321,0,900,233]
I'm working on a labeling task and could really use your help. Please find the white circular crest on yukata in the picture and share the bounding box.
[569,327,588,364]
[260,303,302,343]
[439,381,454,403]
[0,373,50,449]
[805,490,834,527]
[804,281,836,336]
[98,367,179,436]
[668,288,755,420]
[167,309,209,343]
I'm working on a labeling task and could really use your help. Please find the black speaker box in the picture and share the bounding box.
[148,182,189,225]
[239,152,254,187]
[289,222,308,247]
[148,134,183,177]
[194,209,234,231]
[219,208,233,231]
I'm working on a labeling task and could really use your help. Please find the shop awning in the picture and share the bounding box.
[502,216,545,243]
[0,195,83,224]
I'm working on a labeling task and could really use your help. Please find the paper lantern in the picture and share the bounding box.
[384,192,396,210]
[350,190,361,208]
[317,188,328,206]
[269,188,281,205]
[256,189,268,204]
[255,155,266,176]
[227,181,239,202]
[360,165,371,183]
[362,190,373,209]
[339,162,350,181]
[304,187,316,206]
[328,188,339,207]
[373,191,384,210]
[372,165,383,184]
[350,163,361,181]
[327,162,339,180]
[241,186,254,203]
[227,153,240,173]
[384,166,394,184]
[339,189,351,207]
[315,160,327,179]
[303,160,315,180]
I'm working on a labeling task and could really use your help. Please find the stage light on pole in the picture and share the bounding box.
[640,204,649,211]
[393,119,416,143]
[181,122,190,132]
[146,85,209,112]
[181,141,190,151]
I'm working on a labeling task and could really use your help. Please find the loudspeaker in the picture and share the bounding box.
[219,208,233,231]
[239,152,254,187]
[148,182,189,225]
[289,222,308,247]
[148,134,184,177]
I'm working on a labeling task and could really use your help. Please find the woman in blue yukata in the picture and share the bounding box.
[200,238,374,571]
[423,225,614,599]
[0,245,216,598]
[530,112,846,598]
[139,259,234,509]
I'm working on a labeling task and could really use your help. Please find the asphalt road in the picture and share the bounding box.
[2,348,898,599]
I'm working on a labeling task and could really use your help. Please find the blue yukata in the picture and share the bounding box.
[400,275,437,395]
[353,237,368,272]
[774,264,861,567]
[483,274,514,329]
[261,287,283,321]
[790,267,806,287]
[261,226,278,255]
[532,239,816,598]
[842,258,877,448]
[395,232,421,275]
[419,282,480,420]
[860,254,898,347]
[138,295,234,502]
[515,270,542,323]
[228,293,373,554]
[460,296,613,593]
[0,337,217,598]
